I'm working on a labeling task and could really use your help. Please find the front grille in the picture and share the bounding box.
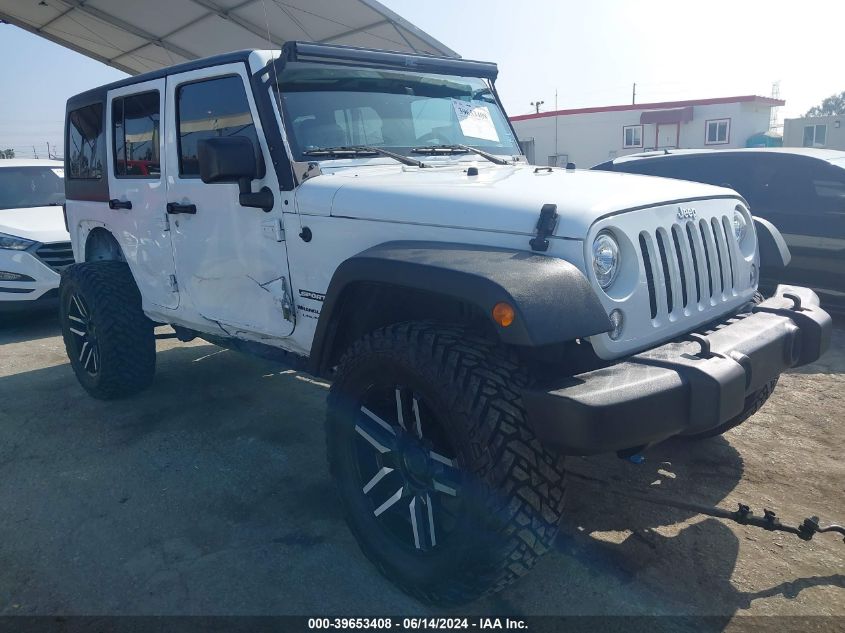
[36,241,75,271]
[639,215,739,320]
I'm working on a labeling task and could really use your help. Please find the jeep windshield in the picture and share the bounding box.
[274,64,521,163]
[0,166,65,210]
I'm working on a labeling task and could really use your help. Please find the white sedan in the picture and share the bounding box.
[0,159,72,315]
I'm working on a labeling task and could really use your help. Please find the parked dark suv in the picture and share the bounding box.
[594,148,845,309]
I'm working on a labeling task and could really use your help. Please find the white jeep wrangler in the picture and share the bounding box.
[61,42,831,604]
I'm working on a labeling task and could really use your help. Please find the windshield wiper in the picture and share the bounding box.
[410,144,510,166]
[302,146,428,168]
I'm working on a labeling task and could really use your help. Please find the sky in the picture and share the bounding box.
[1,0,842,158]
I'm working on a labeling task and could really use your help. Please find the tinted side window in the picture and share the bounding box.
[681,155,751,192]
[745,155,814,215]
[615,156,751,193]
[68,104,104,179]
[612,158,695,180]
[177,75,258,177]
[113,91,160,178]
[810,164,845,215]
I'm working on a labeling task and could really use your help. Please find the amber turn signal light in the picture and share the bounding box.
[492,302,515,327]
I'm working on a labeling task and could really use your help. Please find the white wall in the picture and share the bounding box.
[513,101,773,168]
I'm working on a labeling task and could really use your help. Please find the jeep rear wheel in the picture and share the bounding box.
[326,322,567,605]
[59,262,155,399]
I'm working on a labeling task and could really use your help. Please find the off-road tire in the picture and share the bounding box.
[683,377,778,440]
[326,322,567,605]
[59,261,155,399]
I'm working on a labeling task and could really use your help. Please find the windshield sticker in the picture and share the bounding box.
[452,99,499,142]
[52,168,64,178]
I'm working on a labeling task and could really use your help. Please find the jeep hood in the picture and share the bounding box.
[0,205,69,244]
[296,164,739,239]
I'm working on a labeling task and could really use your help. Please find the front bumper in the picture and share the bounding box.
[0,288,59,313]
[0,247,61,311]
[523,285,832,455]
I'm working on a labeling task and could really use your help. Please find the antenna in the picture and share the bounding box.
[554,90,558,156]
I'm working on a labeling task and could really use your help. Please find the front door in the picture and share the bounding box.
[656,123,679,149]
[747,155,845,299]
[106,79,179,309]
[164,64,294,338]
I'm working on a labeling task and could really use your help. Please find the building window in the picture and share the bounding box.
[705,119,730,145]
[112,91,160,178]
[803,124,827,147]
[67,103,104,179]
[623,125,643,148]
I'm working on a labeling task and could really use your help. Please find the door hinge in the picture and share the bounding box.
[168,274,178,292]
[262,218,285,242]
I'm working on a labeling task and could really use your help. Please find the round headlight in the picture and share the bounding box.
[732,210,747,242]
[592,232,620,289]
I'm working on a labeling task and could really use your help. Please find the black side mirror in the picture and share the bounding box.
[197,137,274,212]
[198,136,260,183]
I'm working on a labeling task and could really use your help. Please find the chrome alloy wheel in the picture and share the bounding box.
[353,386,462,552]
[66,293,100,376]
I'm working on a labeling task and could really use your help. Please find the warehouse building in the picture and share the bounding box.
[511,95,785,168]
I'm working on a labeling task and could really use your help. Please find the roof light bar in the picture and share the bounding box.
[280,41,499,80]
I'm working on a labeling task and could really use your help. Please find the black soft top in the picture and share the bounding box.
[66,49,255,112]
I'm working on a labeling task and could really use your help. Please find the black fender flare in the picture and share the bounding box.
[84,227,126,263]
[309,241,611,375]
[753,216,791,269]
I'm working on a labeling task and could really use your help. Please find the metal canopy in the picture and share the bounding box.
[0,0,458,75]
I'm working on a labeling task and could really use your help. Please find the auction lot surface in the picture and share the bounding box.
[1,314,843,626]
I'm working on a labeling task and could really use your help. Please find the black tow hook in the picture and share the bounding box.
[569,471,845,544]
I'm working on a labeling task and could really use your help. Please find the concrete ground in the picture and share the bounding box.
[0,312,842,628]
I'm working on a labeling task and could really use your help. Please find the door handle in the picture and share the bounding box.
[166,202,197,215]
[109,198,132,210]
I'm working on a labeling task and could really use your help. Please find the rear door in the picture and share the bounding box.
[164,64,294,338]
[106,79,179,309]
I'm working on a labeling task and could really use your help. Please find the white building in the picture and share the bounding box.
[783,115,845,151]
[511,95,784,168]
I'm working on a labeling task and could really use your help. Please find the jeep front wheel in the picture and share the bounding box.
[59,261,156,399]
[326,323,567,605]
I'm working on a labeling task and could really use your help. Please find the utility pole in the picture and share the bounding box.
[530,100,544,114]
[632,82,636,105]
[47,142,51,159]
[554,90,559,157]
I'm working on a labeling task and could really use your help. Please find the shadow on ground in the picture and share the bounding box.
[0,309,61,344]
[0,318,842,626]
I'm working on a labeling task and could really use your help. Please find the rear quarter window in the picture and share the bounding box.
[68,103,105,179]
